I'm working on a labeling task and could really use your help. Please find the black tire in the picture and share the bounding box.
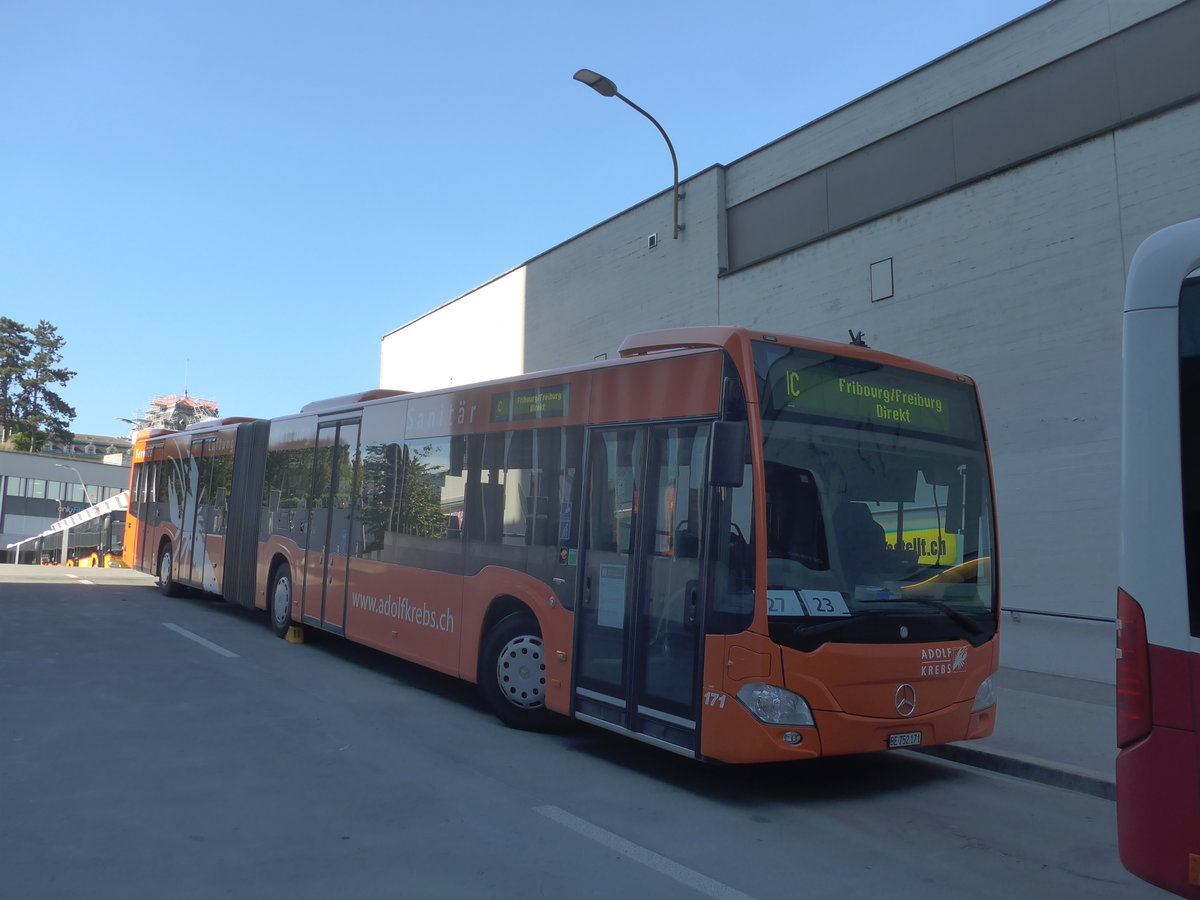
[157,544,183,597]
[269,563,295,639]
[479,612,552,730]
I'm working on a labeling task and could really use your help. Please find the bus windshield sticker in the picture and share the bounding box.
[558,501,573,542]
[490,384,569,423]
[800,590,852,617]
[767,590,805,616]
[767,590,851,617]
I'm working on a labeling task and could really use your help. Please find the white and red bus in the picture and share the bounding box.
[1119,220,1200,897]
[124,326,999,762]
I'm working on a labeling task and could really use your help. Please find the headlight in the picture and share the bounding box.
[971,676,997,712]
[736,683,815,726]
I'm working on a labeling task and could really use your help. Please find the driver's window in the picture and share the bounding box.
[707,458,755,635]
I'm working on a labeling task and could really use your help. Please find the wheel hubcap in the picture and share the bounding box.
[496,634,546,709]
[273,576,291,626]
[160,551,171,586]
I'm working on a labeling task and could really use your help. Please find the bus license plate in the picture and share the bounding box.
[888,731,922,749]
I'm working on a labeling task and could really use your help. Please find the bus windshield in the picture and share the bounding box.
[753,342,996,651]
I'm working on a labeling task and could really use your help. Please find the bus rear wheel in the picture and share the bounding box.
[157,545,182,597]
[480,612,551,730]
[270,563,295,638]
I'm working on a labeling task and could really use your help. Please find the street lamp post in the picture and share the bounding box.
[573,69,683,239]
[55,463,95,507]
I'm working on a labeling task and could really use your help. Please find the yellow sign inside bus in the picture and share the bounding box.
[884,529,959,565]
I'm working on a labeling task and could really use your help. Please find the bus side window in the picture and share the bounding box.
[400,439,463,540]
[356,441,403,559]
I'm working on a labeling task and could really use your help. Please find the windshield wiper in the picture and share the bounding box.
[791,609,888,642]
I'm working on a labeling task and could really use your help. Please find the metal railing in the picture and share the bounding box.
[1002,606,1116,625]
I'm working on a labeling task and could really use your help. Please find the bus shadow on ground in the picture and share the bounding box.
[164,584,974,807]
[558,726,970,808]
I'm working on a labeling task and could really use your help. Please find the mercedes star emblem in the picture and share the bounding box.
[895,683,917,717]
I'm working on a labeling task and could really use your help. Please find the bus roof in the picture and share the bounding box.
[620,325,974,385]
[1125,217,1200,314]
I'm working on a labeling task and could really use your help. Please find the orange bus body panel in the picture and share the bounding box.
[339,562,463,676]
[588,352,723,424]
[699,633,827,764]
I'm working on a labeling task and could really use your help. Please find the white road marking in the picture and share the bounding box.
[162,622,240,658]
[534,805,757,900]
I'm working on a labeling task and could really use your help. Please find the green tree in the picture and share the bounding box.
[0,317,33,441]
[0,318,76,450]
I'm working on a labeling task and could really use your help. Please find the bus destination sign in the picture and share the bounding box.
[783,370,951,433]
[490,384,570,423]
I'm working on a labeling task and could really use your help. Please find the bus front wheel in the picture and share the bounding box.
[270,563,295,638]
[157,545,182,597]
[479,612,551,730]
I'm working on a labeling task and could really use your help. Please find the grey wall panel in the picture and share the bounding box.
[726,171,827,271]
[826,114,956,231]
[952,41,1120,182]
[1114,0,1200,120]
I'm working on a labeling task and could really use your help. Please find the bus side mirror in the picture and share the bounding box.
[711,421,747,487]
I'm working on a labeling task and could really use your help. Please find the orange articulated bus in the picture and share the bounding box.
[123,326,999,762]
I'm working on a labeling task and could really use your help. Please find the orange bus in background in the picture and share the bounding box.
[64,509,127,567]
[124,326,999,762]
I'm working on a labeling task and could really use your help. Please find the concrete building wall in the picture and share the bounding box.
[522,167,724,370]
[378,0,1200,681]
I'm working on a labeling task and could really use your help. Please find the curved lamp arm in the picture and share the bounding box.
[573,69,682,239]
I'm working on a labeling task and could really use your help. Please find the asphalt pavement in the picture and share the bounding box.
[918,661,1117,800]
[6,565,1121,799]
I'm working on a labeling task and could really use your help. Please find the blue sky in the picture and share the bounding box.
[2,0,1043,437]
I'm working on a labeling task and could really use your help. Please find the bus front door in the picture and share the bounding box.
[575,424,709,755]
[301,419,360,635]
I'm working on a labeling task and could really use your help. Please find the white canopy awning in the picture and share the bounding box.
[5,489,129,550]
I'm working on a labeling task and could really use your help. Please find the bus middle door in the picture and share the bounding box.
[301,419,360,635]
[180,437,214,587]
[575,424,709,755]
